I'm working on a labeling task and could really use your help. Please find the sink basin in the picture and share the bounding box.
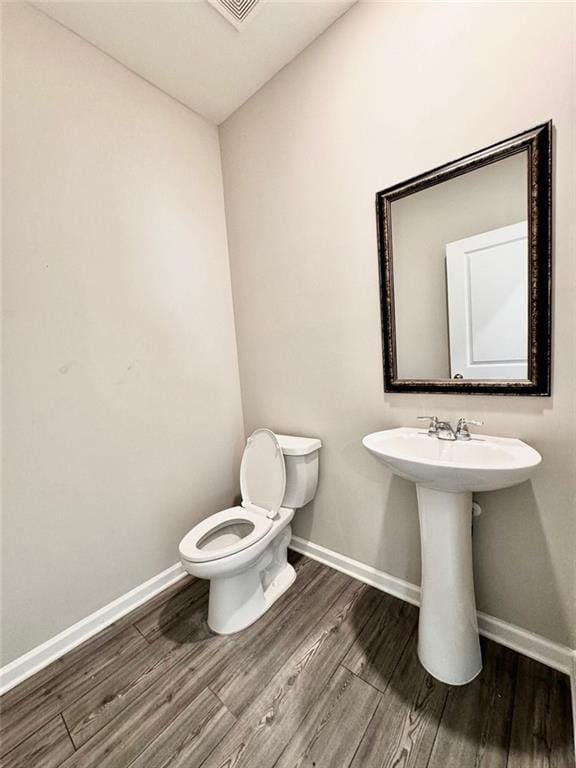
[362,426,541,686]
[362,427,541,492]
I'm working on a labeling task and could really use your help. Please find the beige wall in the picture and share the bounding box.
[1,4,244,664]
[393,152,527,379]
[221,2,576,646]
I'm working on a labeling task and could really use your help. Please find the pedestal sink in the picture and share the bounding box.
[362,427,541,685]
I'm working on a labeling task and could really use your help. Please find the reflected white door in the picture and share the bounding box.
[446,222,528,380]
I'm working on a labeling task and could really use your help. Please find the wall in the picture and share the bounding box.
[1,4,244,665]
[220,1,576,646]
[393,152,527,379]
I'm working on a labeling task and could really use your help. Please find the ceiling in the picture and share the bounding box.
[33,0,357,124]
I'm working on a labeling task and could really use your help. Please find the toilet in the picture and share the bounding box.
[179,428,321,634]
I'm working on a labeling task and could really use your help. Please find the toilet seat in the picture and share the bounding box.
[179,506,273,563]
[180,429,287,564]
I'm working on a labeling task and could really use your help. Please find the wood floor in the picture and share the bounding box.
[1,553,574,768]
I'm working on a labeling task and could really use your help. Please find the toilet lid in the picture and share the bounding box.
[240,428,286,519]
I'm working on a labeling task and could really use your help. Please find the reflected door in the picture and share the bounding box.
[446,221,528,380]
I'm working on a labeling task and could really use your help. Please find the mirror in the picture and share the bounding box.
[376,122,552,396]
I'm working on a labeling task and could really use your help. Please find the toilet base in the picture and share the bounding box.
[208,562,296,634]
[207,527,295,634]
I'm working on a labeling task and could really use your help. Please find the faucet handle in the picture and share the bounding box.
[417,416,438,436]
[456,418,484,440]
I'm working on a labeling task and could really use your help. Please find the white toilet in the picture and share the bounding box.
[179,428,321,634]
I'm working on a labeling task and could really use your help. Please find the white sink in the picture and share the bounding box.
[362,426,541,686]
[362,427,541,492]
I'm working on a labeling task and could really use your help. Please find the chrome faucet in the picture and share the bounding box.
[416,416,438,436]
[417,416,455,440]
[436,421,457,441]
[455,418,484,441]
[417,416,484,441]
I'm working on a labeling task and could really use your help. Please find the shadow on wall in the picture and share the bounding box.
[343,436,422,587]
[474,480,572,644]
[294,438,421,586]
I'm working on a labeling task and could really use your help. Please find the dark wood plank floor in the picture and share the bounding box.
[1,553,573,768]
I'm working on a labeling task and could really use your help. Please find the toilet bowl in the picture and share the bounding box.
[179,428,321,634]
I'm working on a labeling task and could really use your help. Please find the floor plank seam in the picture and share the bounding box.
[132,623,152,644]
[50,632,153,738]
[60,712,77,754]
[424,679,451,768]
[268,657,351,768]
[503,654,520,768]
[0,622,132,716]
[1,685,100,761]
[59,644,172,751]
[206,685,238,721]
[343,665,391,698]
[224,577,368,720]
[346,693,383,768]
[0,716,47,760]
[66,643,203,760]
[218,611,346,721]
[338,664,387,768]
[0,723,50,763]
[343,619,419,696]
[192,563,344,719]
[253,585,378,768]
[0,625,150,756]
[120,684,219,768]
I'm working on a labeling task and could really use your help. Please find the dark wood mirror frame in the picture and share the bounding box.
[375,121,552,396]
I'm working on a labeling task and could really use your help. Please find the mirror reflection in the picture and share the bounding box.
[392,151,528,381]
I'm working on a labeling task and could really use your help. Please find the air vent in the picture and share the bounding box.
[206,0,263,30]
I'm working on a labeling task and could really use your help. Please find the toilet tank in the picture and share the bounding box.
[274,434,322,509]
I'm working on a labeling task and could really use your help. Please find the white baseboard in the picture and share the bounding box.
[476,610,573,675]
[2,537,574,723]
[0,562,187,695]
[291,534,422,607]
[290,535,574,677]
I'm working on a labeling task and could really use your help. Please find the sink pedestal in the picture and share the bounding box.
[416,486,482,685]
[362,427,541,686]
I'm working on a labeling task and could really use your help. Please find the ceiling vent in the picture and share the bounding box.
[206,0,263,30]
